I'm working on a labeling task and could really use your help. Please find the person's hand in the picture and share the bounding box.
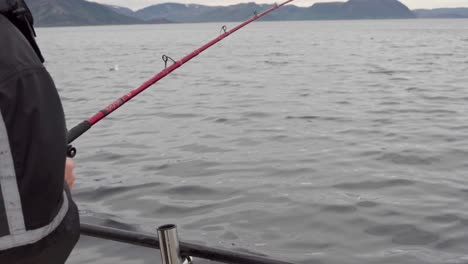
[64,158,76,190]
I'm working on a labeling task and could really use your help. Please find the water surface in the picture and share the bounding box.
[37,19,468,264]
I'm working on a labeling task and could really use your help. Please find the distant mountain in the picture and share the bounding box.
[102,4,172,23]
[413,8,468,18]
[340,0,415,19]
[104,4,137,18]
[135,3,217,23]
[134,0,414,22]
[300,0,415,20]
[304,3,344,20]
[190,3,275,22]
[25,0,144,26]
[135,3,308,22]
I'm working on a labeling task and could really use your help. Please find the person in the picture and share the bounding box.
[0,0,80,263]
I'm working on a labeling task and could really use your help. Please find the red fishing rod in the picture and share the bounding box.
[67,0,295,157]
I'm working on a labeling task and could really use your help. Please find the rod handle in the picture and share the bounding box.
[67,120,91,144]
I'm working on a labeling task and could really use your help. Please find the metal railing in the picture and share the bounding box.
[81,223,295,264]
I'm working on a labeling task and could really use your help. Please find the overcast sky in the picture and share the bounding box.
[91,0,468,10]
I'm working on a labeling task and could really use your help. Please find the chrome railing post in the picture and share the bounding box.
[158,224,183,264]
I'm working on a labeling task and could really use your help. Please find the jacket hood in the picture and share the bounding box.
[0,0,44,63]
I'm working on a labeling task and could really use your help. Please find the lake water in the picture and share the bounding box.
[37,19,468,264]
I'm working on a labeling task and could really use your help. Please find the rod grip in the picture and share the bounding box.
[67,120,91,144]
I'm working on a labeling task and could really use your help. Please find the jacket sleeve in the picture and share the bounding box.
[0,66,68,231]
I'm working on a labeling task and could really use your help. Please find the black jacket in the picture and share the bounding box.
[0,13,79,262]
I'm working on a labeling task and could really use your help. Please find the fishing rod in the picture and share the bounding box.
[66,0,295,157]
